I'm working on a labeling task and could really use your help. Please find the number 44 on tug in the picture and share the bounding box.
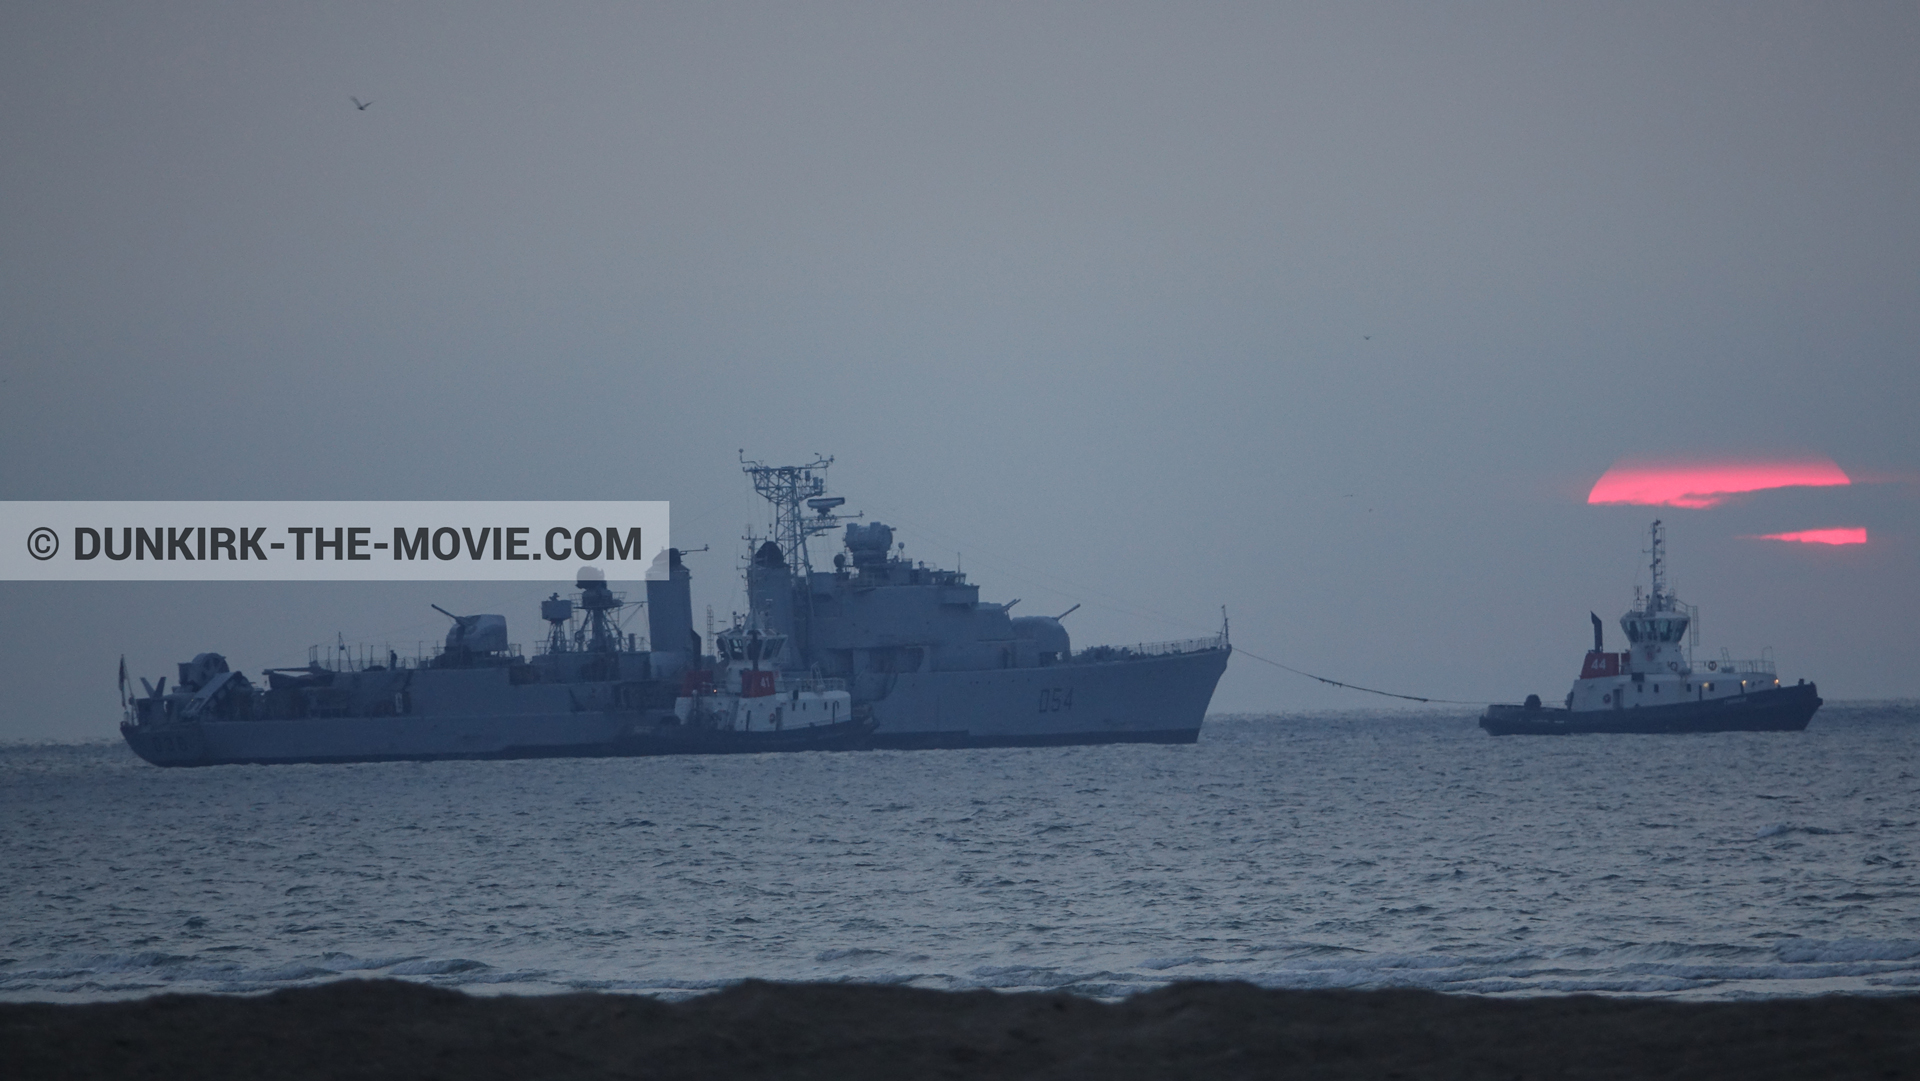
[1481,521,1821,735]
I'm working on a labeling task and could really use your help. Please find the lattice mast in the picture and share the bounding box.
[739,453,860,577]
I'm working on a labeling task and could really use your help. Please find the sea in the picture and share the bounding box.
[3,704,1917,1003]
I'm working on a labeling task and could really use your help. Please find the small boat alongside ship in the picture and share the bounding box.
[1481,521,1820,736]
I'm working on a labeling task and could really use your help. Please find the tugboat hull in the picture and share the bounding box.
[1481,683,1821,736]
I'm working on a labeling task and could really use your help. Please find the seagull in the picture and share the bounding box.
[350,96,372,111]
[1362,335,1371,340]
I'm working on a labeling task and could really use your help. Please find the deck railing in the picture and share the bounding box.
[1068,634,1228,664]
[1698,657,1775,677]
[778,677,848,693]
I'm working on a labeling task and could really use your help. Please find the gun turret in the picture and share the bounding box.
[431,604,510,658]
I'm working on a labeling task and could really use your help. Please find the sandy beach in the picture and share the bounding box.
[6,979,1917,1079]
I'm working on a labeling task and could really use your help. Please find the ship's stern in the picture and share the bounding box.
[121,721,211,766]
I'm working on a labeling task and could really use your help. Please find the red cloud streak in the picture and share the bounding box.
[1587,459,1851,508]
[1753,528,1868,545]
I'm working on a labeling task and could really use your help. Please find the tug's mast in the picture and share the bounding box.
[1647,519,1671,613]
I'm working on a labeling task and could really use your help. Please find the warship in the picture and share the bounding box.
[120,457,1230,765]
[1481,520,1820,735]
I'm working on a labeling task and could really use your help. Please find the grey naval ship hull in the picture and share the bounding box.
[121,714,879,767]
[121,649,1219,766]
[1480,682,1821,736]
[124,710,633,766]
[122,650,1223,765]
[860,645,1230,749]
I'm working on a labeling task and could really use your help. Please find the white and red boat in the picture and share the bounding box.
[1482,521,1821,735]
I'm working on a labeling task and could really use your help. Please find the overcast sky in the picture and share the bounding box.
[3,2,1915,739]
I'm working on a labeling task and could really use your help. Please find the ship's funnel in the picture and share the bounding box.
[646,547,695,655]
[746,543,797,640]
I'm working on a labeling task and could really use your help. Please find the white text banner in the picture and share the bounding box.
[1,502,670,581]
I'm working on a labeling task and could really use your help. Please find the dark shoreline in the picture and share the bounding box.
[5,979,1917,1080]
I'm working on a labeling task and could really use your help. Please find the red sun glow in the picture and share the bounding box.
[1586,458,1851,508]
[1752,528,1868,546]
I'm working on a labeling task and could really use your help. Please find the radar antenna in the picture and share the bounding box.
[573,568,626,653]
[540,593,573,654]
[738,452,861,576]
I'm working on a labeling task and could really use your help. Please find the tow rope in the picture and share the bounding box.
[1231,646,1489,706]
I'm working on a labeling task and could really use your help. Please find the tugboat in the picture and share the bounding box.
[670,624,868,750]
[1481,521,1821,735]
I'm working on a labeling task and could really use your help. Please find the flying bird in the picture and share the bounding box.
[350,96,372,111]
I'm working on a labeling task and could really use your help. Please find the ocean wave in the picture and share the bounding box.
[1776,939,1920,964]
[1756,823,1840,839]
[387,959,490,976]
[1138,955,1230,971]
[814,948,891,963]
[326,954,426,970]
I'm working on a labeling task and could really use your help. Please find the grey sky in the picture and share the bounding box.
[3,2,1916,739]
